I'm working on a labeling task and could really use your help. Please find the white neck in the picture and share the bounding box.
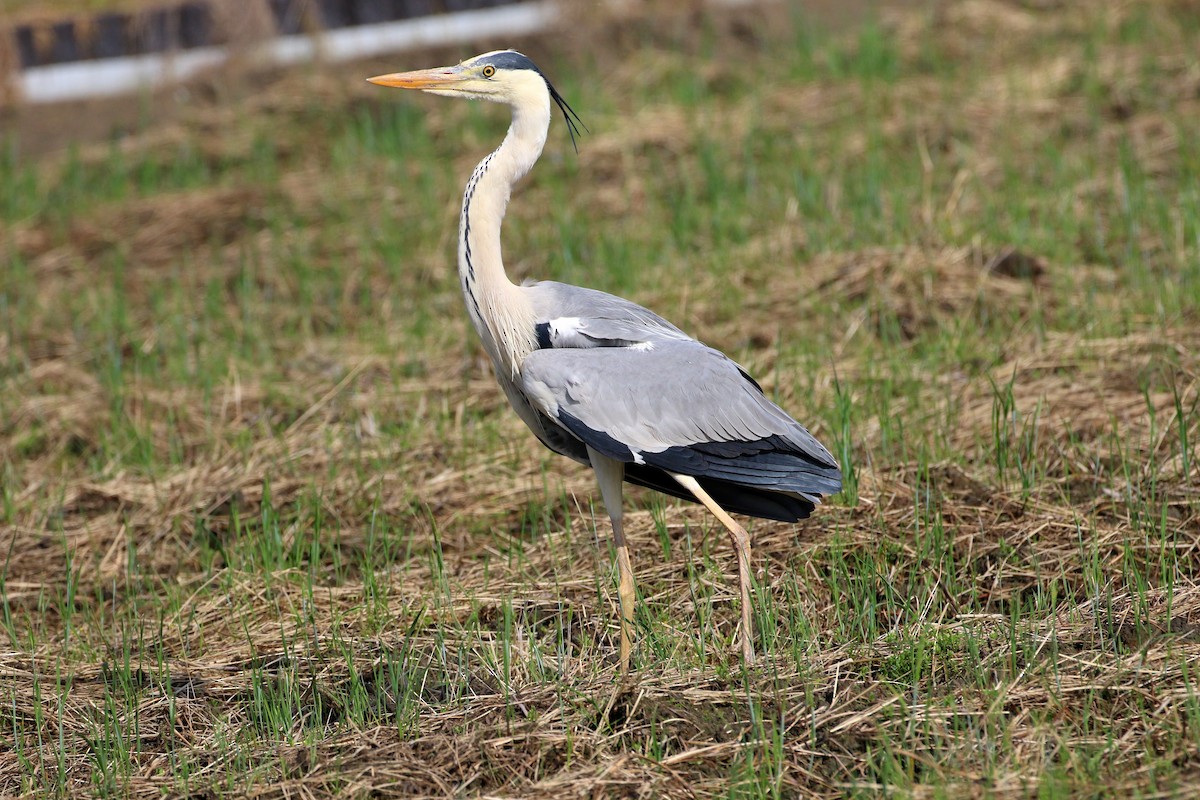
[458,80,550,375]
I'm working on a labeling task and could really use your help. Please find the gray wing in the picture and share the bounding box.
[518,338,842,499]
[524,281,692,349]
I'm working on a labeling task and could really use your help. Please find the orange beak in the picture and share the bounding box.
[367,66,465,90]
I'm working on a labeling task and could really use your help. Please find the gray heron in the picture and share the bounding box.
[368,50,842,669]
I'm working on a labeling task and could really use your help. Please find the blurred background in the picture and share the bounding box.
[1,0,1199,797]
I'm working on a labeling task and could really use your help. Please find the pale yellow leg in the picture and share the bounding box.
[587,446,636,672]
[671,473,757,666]
[614,537,636,672]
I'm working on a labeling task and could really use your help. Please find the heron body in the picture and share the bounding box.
[369,51,842,669]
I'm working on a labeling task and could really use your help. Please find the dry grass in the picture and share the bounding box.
[2,0,1200,796]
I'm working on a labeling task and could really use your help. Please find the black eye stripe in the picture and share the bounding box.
[473,51,588,152]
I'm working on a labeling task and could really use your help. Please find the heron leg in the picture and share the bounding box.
[670,473,757,666]
[587,446,635,672]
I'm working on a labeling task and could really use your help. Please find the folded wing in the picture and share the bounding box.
[519,338,843,515]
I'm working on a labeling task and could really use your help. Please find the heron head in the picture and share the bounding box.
[368,50,584,148]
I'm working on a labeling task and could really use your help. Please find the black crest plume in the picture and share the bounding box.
[546,79,587,153]
[478,51,588,152]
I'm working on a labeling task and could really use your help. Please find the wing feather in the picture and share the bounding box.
[519,339,842,497]
[525,280,690,348]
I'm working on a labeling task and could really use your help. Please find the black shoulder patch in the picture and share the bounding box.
[534,322,553,349]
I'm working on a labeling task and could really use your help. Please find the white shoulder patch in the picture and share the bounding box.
[549,317,583,341]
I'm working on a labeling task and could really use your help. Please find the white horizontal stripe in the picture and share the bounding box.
[16,2,556,104]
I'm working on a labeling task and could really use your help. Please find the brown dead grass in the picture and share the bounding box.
[3,311,1196,796]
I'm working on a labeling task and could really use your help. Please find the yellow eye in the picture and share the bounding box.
[482,65,496,78]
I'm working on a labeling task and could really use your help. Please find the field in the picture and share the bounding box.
[2,0,1200,796]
